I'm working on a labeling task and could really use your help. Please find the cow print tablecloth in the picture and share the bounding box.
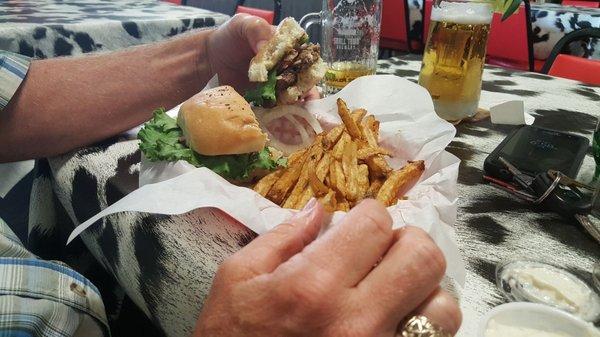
[28,55,600,337]
[0,0,229,59]
[406,1,600,59]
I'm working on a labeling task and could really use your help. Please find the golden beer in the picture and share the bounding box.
[324,61,376,94]
[418,1,493,121]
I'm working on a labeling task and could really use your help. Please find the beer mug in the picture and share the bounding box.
[418,0,493,121]
[300,0,382,95]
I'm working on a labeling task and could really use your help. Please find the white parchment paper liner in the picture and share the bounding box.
[68,75,465,286]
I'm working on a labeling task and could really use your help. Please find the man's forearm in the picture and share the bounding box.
[0,30,213,163]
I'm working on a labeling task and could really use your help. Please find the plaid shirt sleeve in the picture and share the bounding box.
[0,217,110,336]
[0,50,30,110]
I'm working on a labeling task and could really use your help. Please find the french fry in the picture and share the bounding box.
[331,160,347,198]
[357,164,370,199]
[367,156,392,178]
[318,189,337,213]
[376,171,401,206]
[316,152,331,180]
[336,195,350,212]
[288,148,308,166]
[376,161,425,206]
[366,178,384,198]
[267,154,306,205]
[351,109,367,141]
[282,186,303,208]
[357,147,391,160]
[253,170,283,197]
[295,187,314,209]
[351,108,367,123]
[283,140,324,208]
[309,166,329,197]
[337,98,363,139]
[342,141,359,201]
[332,132,351,160]
[329,161,337,189]
[341,141,353,176]
[394,160,425,194]
[361,118,378,147]
[323,125,344,149]
[364,115,380,139]
[362,124,392,178]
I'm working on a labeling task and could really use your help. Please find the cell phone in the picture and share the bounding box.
[484,125,589,182]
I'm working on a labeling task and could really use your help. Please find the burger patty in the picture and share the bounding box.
[275,44,320,92]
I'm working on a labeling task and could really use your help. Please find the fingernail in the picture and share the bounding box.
[303,198,318,211]
[254,40,267,53]
[290,198,318,221]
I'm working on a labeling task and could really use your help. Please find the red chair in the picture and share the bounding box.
[164,0,182,4]
[562,0,600,8]
[486,2,539,72]
[541,28,600,85]
[235,0,281,25]
[547,55,600,84]
[380,0,412,54]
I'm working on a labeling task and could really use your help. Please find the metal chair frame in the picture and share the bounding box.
[541,27,600,74]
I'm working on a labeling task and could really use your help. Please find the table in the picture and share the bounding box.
[0,0,229,58]
[30,55,600,337]
[378,55,600,334]
[406,1,600,60]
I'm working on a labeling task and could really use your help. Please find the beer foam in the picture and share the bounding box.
[430,1,493,24]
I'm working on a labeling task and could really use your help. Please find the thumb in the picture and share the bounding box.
[230,13,276,53]
[234,198,325,279]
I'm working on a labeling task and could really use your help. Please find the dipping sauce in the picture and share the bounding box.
[497,260,600,322]
[485,318,600,337]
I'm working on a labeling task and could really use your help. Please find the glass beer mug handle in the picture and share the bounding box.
[299,12,322,33]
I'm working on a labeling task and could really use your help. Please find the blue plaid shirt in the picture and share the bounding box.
[0,50,109,337]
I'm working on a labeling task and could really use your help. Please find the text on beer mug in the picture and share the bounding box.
[301,0,382,95]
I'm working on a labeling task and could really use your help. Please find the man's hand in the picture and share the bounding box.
[194,199,461,337]
[205,14,275,92]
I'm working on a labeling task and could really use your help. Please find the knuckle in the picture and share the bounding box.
[231,12,249,21]
[273,222,297,235]
[285,279,323,311]
[415,239,446,278]
[441,293,462,333]
[400,227,446,279]
[280,260,337,311]
[356,210,392,239]
[217,254,241,275]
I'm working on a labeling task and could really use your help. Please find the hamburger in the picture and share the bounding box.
[245,17,326,107]
[138,86,284,182]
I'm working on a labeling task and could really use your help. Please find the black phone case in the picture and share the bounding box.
[484,125,589,182]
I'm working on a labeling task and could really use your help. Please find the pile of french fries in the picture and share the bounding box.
[254,98,425,212]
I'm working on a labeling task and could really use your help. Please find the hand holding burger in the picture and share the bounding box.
[204,14,324,104]
[245,17,326,107]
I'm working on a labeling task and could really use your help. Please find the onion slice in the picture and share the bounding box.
[254,105,323,155]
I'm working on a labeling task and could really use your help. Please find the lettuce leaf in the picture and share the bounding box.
[138,108,284,181]
[244,69,277,107]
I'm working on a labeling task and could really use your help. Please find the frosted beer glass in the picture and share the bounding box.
[300,0,382,95]
[418,0,493,121]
